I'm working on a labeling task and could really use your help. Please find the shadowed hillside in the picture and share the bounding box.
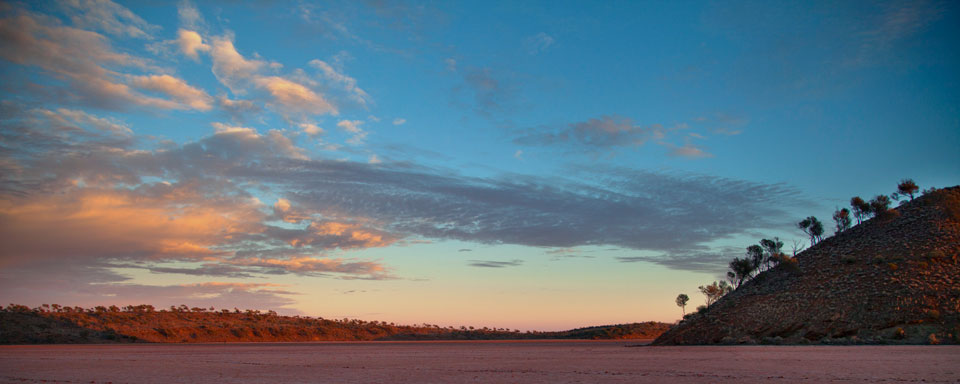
[654,186,960,345]
[0,304,669,344]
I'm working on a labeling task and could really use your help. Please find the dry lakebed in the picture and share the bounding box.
[1,340,958,383]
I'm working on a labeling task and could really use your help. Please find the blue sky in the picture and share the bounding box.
[0,0,957,330]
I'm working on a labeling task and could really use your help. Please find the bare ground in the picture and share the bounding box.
[1,340,958,383]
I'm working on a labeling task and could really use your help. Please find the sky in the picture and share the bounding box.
[0,0,958,331]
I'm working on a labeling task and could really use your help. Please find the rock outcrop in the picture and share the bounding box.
[654,187,960,345]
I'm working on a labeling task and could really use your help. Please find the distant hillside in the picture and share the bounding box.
[0,304,669,344]
[654,186,960,345]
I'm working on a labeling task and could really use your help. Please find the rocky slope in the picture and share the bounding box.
[654,187,960,345]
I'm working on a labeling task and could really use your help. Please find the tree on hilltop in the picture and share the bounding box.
[832,208,852,234]
[897,179,919,201]
[699,281,733,306]
[727,257,754,288]
[746,244,764,272]
[798,216,824,246]
[759,237,784,269]
[850,196,870,224]
[675,294,689,316]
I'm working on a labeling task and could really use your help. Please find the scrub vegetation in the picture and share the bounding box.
[0,304,669,344]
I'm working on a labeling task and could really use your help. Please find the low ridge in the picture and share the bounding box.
[0,305,669,344]
[654,186,960,345]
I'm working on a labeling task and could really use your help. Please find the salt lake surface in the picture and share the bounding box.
[1,340,958,383]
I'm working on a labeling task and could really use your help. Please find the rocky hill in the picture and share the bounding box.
[0,304,669,344]
[654,187,960,345]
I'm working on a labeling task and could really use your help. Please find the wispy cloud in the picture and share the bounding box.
[337,119,368,144]
[59,0,159,39]
[617,246,742,276]
[454,67,522,118]
[468,259,524,268]
[666,141,713,159]
[525,32,555,55]
[515,114,734,159]
[0,261,299,312]
[310,59,371,108]
[515,115,662,148]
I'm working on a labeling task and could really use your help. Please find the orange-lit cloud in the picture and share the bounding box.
[0,185,262,265]
[209,36,265,93]
[35,108,132,136]
[256,76,336,116]
[273,198,310,223]
[130,74,214,111]
[0,6,207,111]
[176,29,210,60]
[206,35,339,119]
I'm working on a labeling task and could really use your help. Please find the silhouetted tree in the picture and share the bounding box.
[850,196,870,224]
[727,258,754,288]
[790,239,806,256]
[746,244,764,273]
[832,208,852,234]
[897,179,919,201]
[798,216,824,245]
[759,237,784,269]
[699,281,733,306]
[675,294,689,316]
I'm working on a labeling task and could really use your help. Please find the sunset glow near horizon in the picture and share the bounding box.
[0,1,958,331]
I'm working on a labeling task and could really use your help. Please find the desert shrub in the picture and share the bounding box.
[925,249,945,261]
[777,254,800,273]
[870,195,892,218]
